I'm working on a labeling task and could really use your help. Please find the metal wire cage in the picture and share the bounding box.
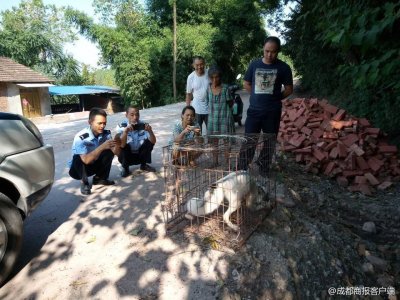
[162,133,277,247]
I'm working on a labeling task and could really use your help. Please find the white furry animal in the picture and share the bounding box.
[185,170,267,231]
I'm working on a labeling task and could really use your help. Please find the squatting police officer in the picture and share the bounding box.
[115,105,156,177]
[68,107,121,195]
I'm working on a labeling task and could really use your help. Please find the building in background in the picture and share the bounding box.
[0,57,54,118]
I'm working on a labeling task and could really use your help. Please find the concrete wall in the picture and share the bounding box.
[7,84,23,115]
[0,83,7,112]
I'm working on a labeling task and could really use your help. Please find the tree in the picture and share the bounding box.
[283,0,400,134]
[0,0,82,84]
[68,0,275,107]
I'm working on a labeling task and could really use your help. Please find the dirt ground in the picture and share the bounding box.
[0,88,398,300]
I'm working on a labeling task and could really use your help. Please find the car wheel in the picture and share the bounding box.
[0,193,23,285]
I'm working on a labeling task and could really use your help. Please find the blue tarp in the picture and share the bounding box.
[49,85,120,96]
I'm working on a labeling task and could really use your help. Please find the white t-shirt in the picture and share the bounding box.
[186,70,209,115]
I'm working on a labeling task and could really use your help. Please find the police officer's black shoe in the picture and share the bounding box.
[92,177,115,186]
[120,167,130,178]
[80,181,91,195]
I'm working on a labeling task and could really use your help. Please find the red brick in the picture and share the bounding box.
[378,145,397,154]
[354,176,367,184]
[288,110,298,122]
[324,103,339,114]
[293,146,312,154]
[332,109,346,121]
[343,170,364,177]
[356,157,369,170]
[365,128,380,135]
[349,144,365,156]
[345,152,357,170]
[324,141,338,151]
[294,117,307,129]
[329,147,339,159]
[324,161,335,175]
[359,184,372,196]
[301,126,312,136]
[282,144,298,151]
[289,135,306,147]
[367,157,384,172]
[309,117,324,123]
[295,107,306,119]
[377,181,392,190]
[364,173,380,186]
[319,99,329,106]
[323,132,339,139]
[308,121,321,128]
[312,147,327,161]
[312,128,324,139]
[342,134,359,147]
[358,118,371,127]
[320,119,331,130]
[337,142,348,158]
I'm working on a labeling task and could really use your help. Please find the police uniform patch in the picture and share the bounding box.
[79,133,89,140]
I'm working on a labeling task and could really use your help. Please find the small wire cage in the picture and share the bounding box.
[162,133,277,248]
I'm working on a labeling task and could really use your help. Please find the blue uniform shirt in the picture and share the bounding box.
[68,127,112,167]
[115,120,150,153]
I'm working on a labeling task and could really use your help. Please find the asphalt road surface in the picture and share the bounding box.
[0,94,249,299]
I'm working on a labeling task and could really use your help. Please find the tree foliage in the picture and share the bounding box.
[67,0,273,108]
[283,0,400,134]
[0,0,82,85]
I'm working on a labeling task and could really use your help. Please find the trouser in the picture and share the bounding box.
[69,149,114,182]
[195,113,208,133]
[118,139,154,168]
[238,110,281,172]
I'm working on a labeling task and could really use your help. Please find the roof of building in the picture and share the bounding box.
[49,85,120,96]
[0,56,54,83]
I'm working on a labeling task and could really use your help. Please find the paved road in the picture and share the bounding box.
[0,93,249,299]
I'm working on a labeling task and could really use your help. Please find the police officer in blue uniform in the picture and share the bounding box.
[69,107,121,195]
[116,105,156,177]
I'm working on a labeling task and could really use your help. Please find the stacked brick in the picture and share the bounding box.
[278,98,399,195]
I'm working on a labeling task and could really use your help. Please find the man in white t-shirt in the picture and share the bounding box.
[185,56,209,133]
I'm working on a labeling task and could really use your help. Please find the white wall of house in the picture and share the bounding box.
[6,84,23,115]
[2,83,52,116]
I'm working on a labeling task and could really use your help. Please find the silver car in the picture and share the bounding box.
[0,112,55,284]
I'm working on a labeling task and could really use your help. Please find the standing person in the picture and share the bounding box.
[240,36,293,174]
[207,65,235,166]
[69,108,121,195]
[207,65,235,135]
[185,56,209,133]
[116,105,156,177]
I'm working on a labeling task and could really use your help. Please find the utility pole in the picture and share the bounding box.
[172,0,177,102]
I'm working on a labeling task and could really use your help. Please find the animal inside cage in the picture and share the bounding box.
[162,133,277,246]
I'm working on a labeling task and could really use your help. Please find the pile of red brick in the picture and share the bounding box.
[278,98,399,195]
